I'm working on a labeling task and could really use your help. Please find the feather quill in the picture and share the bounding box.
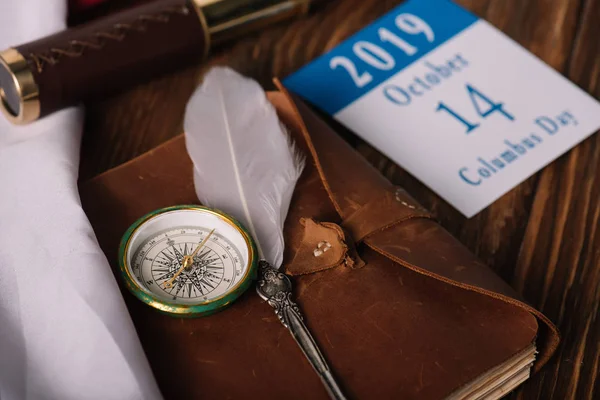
[184,67,304,268]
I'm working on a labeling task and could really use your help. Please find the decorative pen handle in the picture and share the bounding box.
[256,262,347,400]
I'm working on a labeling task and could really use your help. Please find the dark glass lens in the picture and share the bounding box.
[0,62,21,117]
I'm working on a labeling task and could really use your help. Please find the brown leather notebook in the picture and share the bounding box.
[79,85,559,399]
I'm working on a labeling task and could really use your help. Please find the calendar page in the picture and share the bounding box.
[284,0,600,217]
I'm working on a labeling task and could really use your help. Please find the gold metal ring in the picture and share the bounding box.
[190,0,212,59]
[0,48,40,125]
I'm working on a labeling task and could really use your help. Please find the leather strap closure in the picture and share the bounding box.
[342,187,433,243]
[286,218,365,276]
[284,186,432,276]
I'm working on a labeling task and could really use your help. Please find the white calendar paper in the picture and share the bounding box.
[284,0,600,217]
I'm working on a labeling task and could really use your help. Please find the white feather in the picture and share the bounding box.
[184,67,304,268]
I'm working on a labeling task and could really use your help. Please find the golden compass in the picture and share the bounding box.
[119,205,258,317]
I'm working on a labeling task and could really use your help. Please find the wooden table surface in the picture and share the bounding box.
[80,0,600,398]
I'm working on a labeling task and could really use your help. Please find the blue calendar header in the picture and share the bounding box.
[283,0,478,115]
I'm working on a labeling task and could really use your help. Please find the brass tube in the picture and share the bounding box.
[199,0,311,45]
[0,48,41,124]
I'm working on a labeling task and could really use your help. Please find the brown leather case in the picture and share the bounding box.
[80,84,559,399]
[16,0,207,118]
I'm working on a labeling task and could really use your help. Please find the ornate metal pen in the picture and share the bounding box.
[257,261,347,400]
[0,0,323,125]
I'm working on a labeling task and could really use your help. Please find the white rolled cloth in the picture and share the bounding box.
[0,1,162,399]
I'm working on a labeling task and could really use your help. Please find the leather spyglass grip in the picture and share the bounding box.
[0,0,209,125]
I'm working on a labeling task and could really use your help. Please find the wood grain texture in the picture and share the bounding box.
[79,0,600,398]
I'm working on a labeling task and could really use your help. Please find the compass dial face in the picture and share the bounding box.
[132,227,244,304]
[122,207,255,309]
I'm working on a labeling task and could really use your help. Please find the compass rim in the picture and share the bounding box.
[118,204,258,317]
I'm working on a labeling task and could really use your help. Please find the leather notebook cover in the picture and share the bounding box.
[79,84,559,399]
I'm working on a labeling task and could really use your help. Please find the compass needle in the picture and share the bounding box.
[164,228,215,289]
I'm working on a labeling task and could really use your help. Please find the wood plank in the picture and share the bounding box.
[512,0,600,398]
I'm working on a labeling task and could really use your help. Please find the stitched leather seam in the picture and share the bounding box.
[397,199,416,209]
[27,5,190,74]
[394,187,423,210]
